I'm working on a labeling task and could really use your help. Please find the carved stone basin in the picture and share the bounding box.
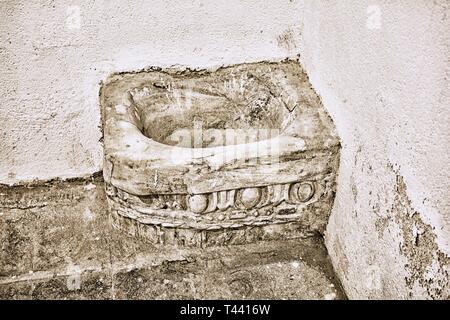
[100,61,340,246]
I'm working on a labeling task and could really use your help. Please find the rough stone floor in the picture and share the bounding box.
[0,176,346,299]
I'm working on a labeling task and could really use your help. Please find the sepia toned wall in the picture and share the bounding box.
[1,0,448,299]
[299,0,449,299]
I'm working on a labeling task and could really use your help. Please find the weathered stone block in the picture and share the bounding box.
[100,61,340,246]
[0,178,345,299]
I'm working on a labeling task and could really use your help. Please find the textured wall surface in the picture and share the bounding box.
[299,0,449,299]
[0,0,303,184]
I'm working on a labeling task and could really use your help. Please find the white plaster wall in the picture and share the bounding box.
[0,0,303,184]
[299,0,449,299]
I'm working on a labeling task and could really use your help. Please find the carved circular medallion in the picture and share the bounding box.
[239,187,262,209]
[187,194,209,214]
[290,182,315,203]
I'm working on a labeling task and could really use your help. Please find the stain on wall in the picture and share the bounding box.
[300,0,449,299]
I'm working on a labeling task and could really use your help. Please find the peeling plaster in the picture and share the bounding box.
[392,174,449,299]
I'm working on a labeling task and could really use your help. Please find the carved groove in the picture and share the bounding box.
[106,177,329,232]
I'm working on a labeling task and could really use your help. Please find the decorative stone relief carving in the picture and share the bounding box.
[100,60,340,246]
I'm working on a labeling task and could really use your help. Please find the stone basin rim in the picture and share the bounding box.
[126,86,288,149]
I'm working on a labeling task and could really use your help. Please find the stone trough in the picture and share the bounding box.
[100,61,340,246]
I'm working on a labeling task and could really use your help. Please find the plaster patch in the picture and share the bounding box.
[392,174,449,299]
